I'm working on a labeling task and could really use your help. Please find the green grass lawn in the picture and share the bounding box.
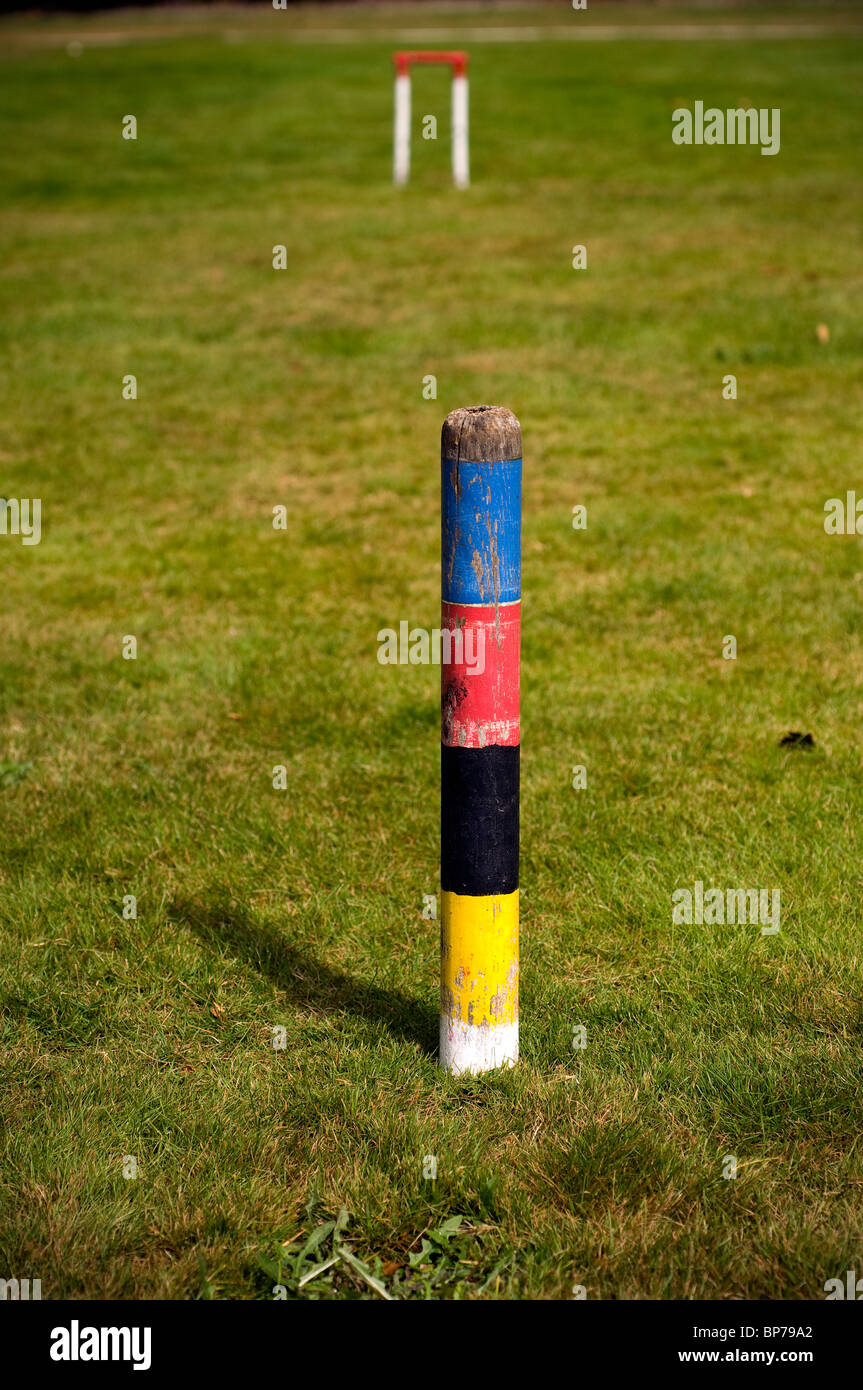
[1,1,862,1300]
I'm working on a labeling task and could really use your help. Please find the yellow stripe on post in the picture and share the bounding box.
[440,889,519,1073]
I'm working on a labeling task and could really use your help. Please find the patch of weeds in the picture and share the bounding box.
[254,1209,511,1300]
[256,1207,392,1301]
[395,1215,511,1299]
[0,761,33,789]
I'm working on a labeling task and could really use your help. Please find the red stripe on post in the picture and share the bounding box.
[394,51,468,74]
[441,601,520,749]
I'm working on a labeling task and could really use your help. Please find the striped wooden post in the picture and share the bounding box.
[440,406,521,1075]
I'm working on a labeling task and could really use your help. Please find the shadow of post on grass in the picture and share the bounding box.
[172,898,438,1057]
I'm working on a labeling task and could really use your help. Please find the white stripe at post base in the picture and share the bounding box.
[439,1018,518,1076]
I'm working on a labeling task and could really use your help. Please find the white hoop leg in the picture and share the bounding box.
[452,73,469,188]
[394,73,411,186]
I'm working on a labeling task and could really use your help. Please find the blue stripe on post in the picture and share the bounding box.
[441,456,522,605]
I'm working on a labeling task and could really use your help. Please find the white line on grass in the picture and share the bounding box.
[4,22,863,52]
[288,24,863,43]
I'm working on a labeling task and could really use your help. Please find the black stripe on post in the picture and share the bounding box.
[441,744,520,896]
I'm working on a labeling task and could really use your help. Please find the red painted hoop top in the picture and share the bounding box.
[394,50,468,77]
